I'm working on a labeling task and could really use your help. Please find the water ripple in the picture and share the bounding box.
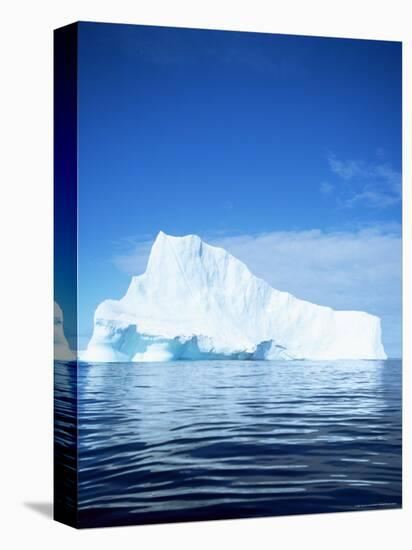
[54,359,402,527]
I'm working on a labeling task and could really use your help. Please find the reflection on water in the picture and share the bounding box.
[55,359,402,528]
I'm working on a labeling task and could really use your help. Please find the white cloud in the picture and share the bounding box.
[320,181,334,195]
[112,225,402,356]
[326,154,402,209]
[112,238,153,275]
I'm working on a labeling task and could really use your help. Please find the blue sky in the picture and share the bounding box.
[76,22,402,356]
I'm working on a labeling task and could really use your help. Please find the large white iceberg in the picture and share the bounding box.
[82,231,386,362]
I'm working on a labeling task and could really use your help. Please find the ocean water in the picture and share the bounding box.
[54,359,402,528]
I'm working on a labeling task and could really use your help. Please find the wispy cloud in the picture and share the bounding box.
[325,154,401,209]
[112,225,402,356]
[320,181,334,195]
[112,237,153,275]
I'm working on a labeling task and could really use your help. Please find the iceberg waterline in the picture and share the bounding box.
[80,231,386,362]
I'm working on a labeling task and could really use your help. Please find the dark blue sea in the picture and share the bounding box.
[54,359,402,528]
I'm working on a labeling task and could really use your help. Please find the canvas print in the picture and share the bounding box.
[54,22,402,528]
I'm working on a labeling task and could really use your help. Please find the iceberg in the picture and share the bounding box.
[82,231,386,362]
[54,302,76,361]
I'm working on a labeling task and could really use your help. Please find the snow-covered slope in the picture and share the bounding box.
[82,231,386,362]
[54,302,76,361]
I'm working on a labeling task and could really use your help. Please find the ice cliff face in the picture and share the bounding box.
[82,231,387,362]
[54,302,76,361]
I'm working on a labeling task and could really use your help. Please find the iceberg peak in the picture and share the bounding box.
[148,231,203,263]
[82,232,386,362]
